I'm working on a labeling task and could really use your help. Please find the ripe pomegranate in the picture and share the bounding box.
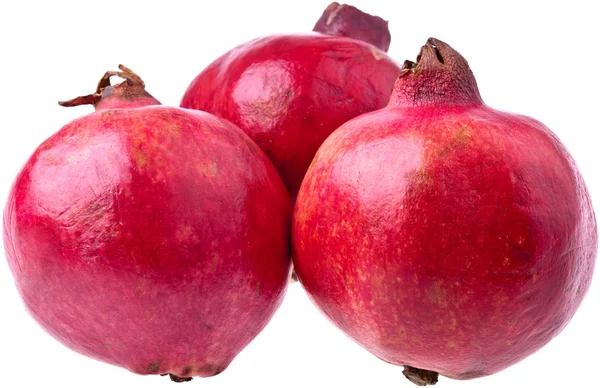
[180,2,401,202]
[292,38,597,385]
[3,66,291,382]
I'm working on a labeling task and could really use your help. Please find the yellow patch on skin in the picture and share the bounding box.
[197,161,219,177]
[166,123,181,134]
[326,3,344,25]
[357,268,366,282]
[407,168,432,186]
[437,125,472,159]
[176,224,195,242]
[451,315,457,328]
[371,47,384,61]
[44,154,62,166]
[133,149,148,168]
[211,253,219,270]
[425,281,448,307]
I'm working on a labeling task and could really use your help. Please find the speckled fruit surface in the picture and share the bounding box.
[292,39,597,384]
[3,66,292,381]
[180,2,400,202]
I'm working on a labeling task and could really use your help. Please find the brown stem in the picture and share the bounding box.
[402,366,439,386]
[161,373,193,383]
[313,2,391,52]
[59,65,160,110]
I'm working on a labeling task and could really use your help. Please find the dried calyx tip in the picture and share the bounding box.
[58,64,144,107]
[161,373,193,383]
[313,2,391,52]
[402,365,439,386]
[401,37,448,73]
[392,37,482,106]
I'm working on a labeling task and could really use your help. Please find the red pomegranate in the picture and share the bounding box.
[180,2,401,202]
[3,66,291,382]
[292,38,597,385]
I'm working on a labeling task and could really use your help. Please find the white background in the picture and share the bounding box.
[0,1,598,387]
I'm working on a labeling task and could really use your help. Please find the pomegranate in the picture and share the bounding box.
[292,38,597,384]
[3,66,291,381]
[180,2,401,202]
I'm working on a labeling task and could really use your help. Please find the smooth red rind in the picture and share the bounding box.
[181,33,400,201]
[292,38,597,379]
[4,105,292,378]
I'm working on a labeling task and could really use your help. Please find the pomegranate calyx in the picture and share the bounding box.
[391,38,483,108]
[402,365,439,386]
[161,373,193,383]
[313,2,391,52]
[59,64,159,110]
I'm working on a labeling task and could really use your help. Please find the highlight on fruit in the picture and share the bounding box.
[181,2,400,203]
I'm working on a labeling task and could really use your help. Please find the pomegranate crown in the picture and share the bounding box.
[58,65,160,110]
[390,38,483,107]
[313,2,391,52]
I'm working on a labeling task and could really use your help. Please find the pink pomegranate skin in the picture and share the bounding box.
[180,3,400,201]
[293,39,597,383]
[3,67,291,380]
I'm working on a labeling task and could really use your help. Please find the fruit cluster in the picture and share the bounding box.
[3,2,596,386]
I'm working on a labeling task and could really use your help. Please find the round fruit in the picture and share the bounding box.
[180,2,401,202]
[3,66,291,381]
[292,38,597,384]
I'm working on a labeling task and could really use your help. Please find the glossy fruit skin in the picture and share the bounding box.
[292,39,597,380]
[181,33,400,200]
[4,98,291,378]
